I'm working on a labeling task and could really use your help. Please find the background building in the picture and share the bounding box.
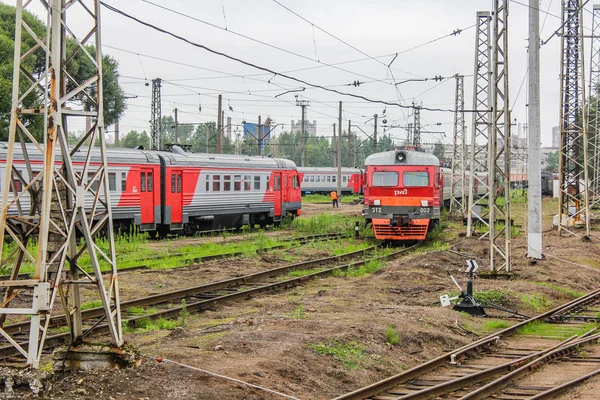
[290,119,317,136]
[552,126,560,148]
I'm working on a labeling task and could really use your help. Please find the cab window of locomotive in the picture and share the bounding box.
[140,172,146,192]
[234,175,242,191]
[244,175,251,191]
[172,174,177,193]
[121,173,127,191]
[372,171,398,187]
[147,172,153,192]
[177,175,182,193]
[293,176,299,188]
[403,171,429,187]
[213,175,221,192]
[108,173,116,191]
[224,175,231,191]
[254,176,260,190]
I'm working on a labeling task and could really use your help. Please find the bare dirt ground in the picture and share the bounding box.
[14,201,600,399]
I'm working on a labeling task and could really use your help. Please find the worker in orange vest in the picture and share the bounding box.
[330,190,339,208]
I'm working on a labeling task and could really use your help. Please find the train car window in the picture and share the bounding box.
[140,172,146,192]
[224,175,231,191]
[266,176,270,191]
[309,175,314,182]
[148,172,153,192]
[293,175,299,188]
[234,175,242,191]
[177,175,181,193]
[244,175,251,191]
[403,171,429,187]
[121,173,127,191]
[205,175,210,192]
[254,176,260,190]
[326,176,331,183]
[213,175,221,192]
[172,174,176,193]
[109,173,116,191]
[12,172,22,192]
[274,176,281,191]
[372,171,398,187]
[88,173,99,191]
[332,175,336,183]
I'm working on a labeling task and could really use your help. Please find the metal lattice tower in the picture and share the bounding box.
[450,75,467,213]
[488,0,512,272]
[559,0,590,236]
[151,78,162,150]
[467,11,492,238]
[0,0,122,367]
[407,122,414,145]
[587,5,600,208]
[412,102,422,148]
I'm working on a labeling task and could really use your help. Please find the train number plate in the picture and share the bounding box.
[419,207,432,214]
[370,207,382,214]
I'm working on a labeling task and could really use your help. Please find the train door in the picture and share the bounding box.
[273,172,282,216]
[170,170,183,224]
[140,168,155,224]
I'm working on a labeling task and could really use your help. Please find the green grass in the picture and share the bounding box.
[81,300,102,310]
[532,282,585,298]
[130,316,179,331]
[126,306,158,316]
[308,340,365,370]
[302,194,362,204]
[334,259,384,277]
[291,213,363,236]
[518,293,552,312]
[448,290,507,306]
[291,305,306,319]
[483,320,511,331]
[288,268,322,277]
[385,326,401,345]
[516,321,599,339]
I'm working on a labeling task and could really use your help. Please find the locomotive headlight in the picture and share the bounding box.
[421,200,428,207]
[395,151,407,163]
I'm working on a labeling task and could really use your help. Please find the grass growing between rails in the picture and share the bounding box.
[302,194,362,204]
[308,340,365,370]
[482,320,512,332]
[517,321,599,339]
[291,213,364,236]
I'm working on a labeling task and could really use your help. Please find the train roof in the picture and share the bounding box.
[297,167,362,174]
[153,149,297,170]
[365,150,440,166]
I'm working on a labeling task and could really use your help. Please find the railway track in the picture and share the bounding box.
[333,289,600,400]
[0,241,417,361]
[0,232,345,280]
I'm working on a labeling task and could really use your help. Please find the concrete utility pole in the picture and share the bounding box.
[174,108,179,145]
[528,0,543,259]
[337,101,343,197]
[0,0,122,367]
[217,95,222,154]
[373,114,378,154]
[115,119,120,147]
[467,11,492,238]
[258,115,262,156]
[151,78,162,150]
[296,99,311,166]
[558,0,590,237]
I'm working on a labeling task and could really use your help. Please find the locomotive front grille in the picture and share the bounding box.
[372,222,429,241]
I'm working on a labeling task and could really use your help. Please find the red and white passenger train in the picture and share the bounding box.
[0,144,302,237]
[362,150,443,241]
[297,167,364,195]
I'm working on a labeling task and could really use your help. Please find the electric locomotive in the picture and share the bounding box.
[362,150,442,241]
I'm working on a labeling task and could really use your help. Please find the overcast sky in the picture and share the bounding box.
[4,0,594,149]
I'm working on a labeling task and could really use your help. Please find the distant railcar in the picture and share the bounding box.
[297,167,363,195]
[362,150,442,241]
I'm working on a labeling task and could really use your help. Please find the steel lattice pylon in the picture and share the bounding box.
[0,0,122,367]
[467,12,492,238]
[412,102,422,149]
[559,0,590,236]
[151,78,163,150]
[587,5,600,210]
[488,0,512,272]
[450,75,467,214]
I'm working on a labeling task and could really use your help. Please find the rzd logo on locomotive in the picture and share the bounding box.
[393,189,408,196]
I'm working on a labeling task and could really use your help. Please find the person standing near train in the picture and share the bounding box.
[330,190,339,208]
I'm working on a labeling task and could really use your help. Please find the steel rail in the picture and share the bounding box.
[528,367,600,399]
[333,287,600,400]
[0,242,412,359]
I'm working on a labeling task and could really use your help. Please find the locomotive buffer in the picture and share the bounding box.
[441,260,487,317]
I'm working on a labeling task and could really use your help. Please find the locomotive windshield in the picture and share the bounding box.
[403,171,429,187]
[372,171,398,187]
